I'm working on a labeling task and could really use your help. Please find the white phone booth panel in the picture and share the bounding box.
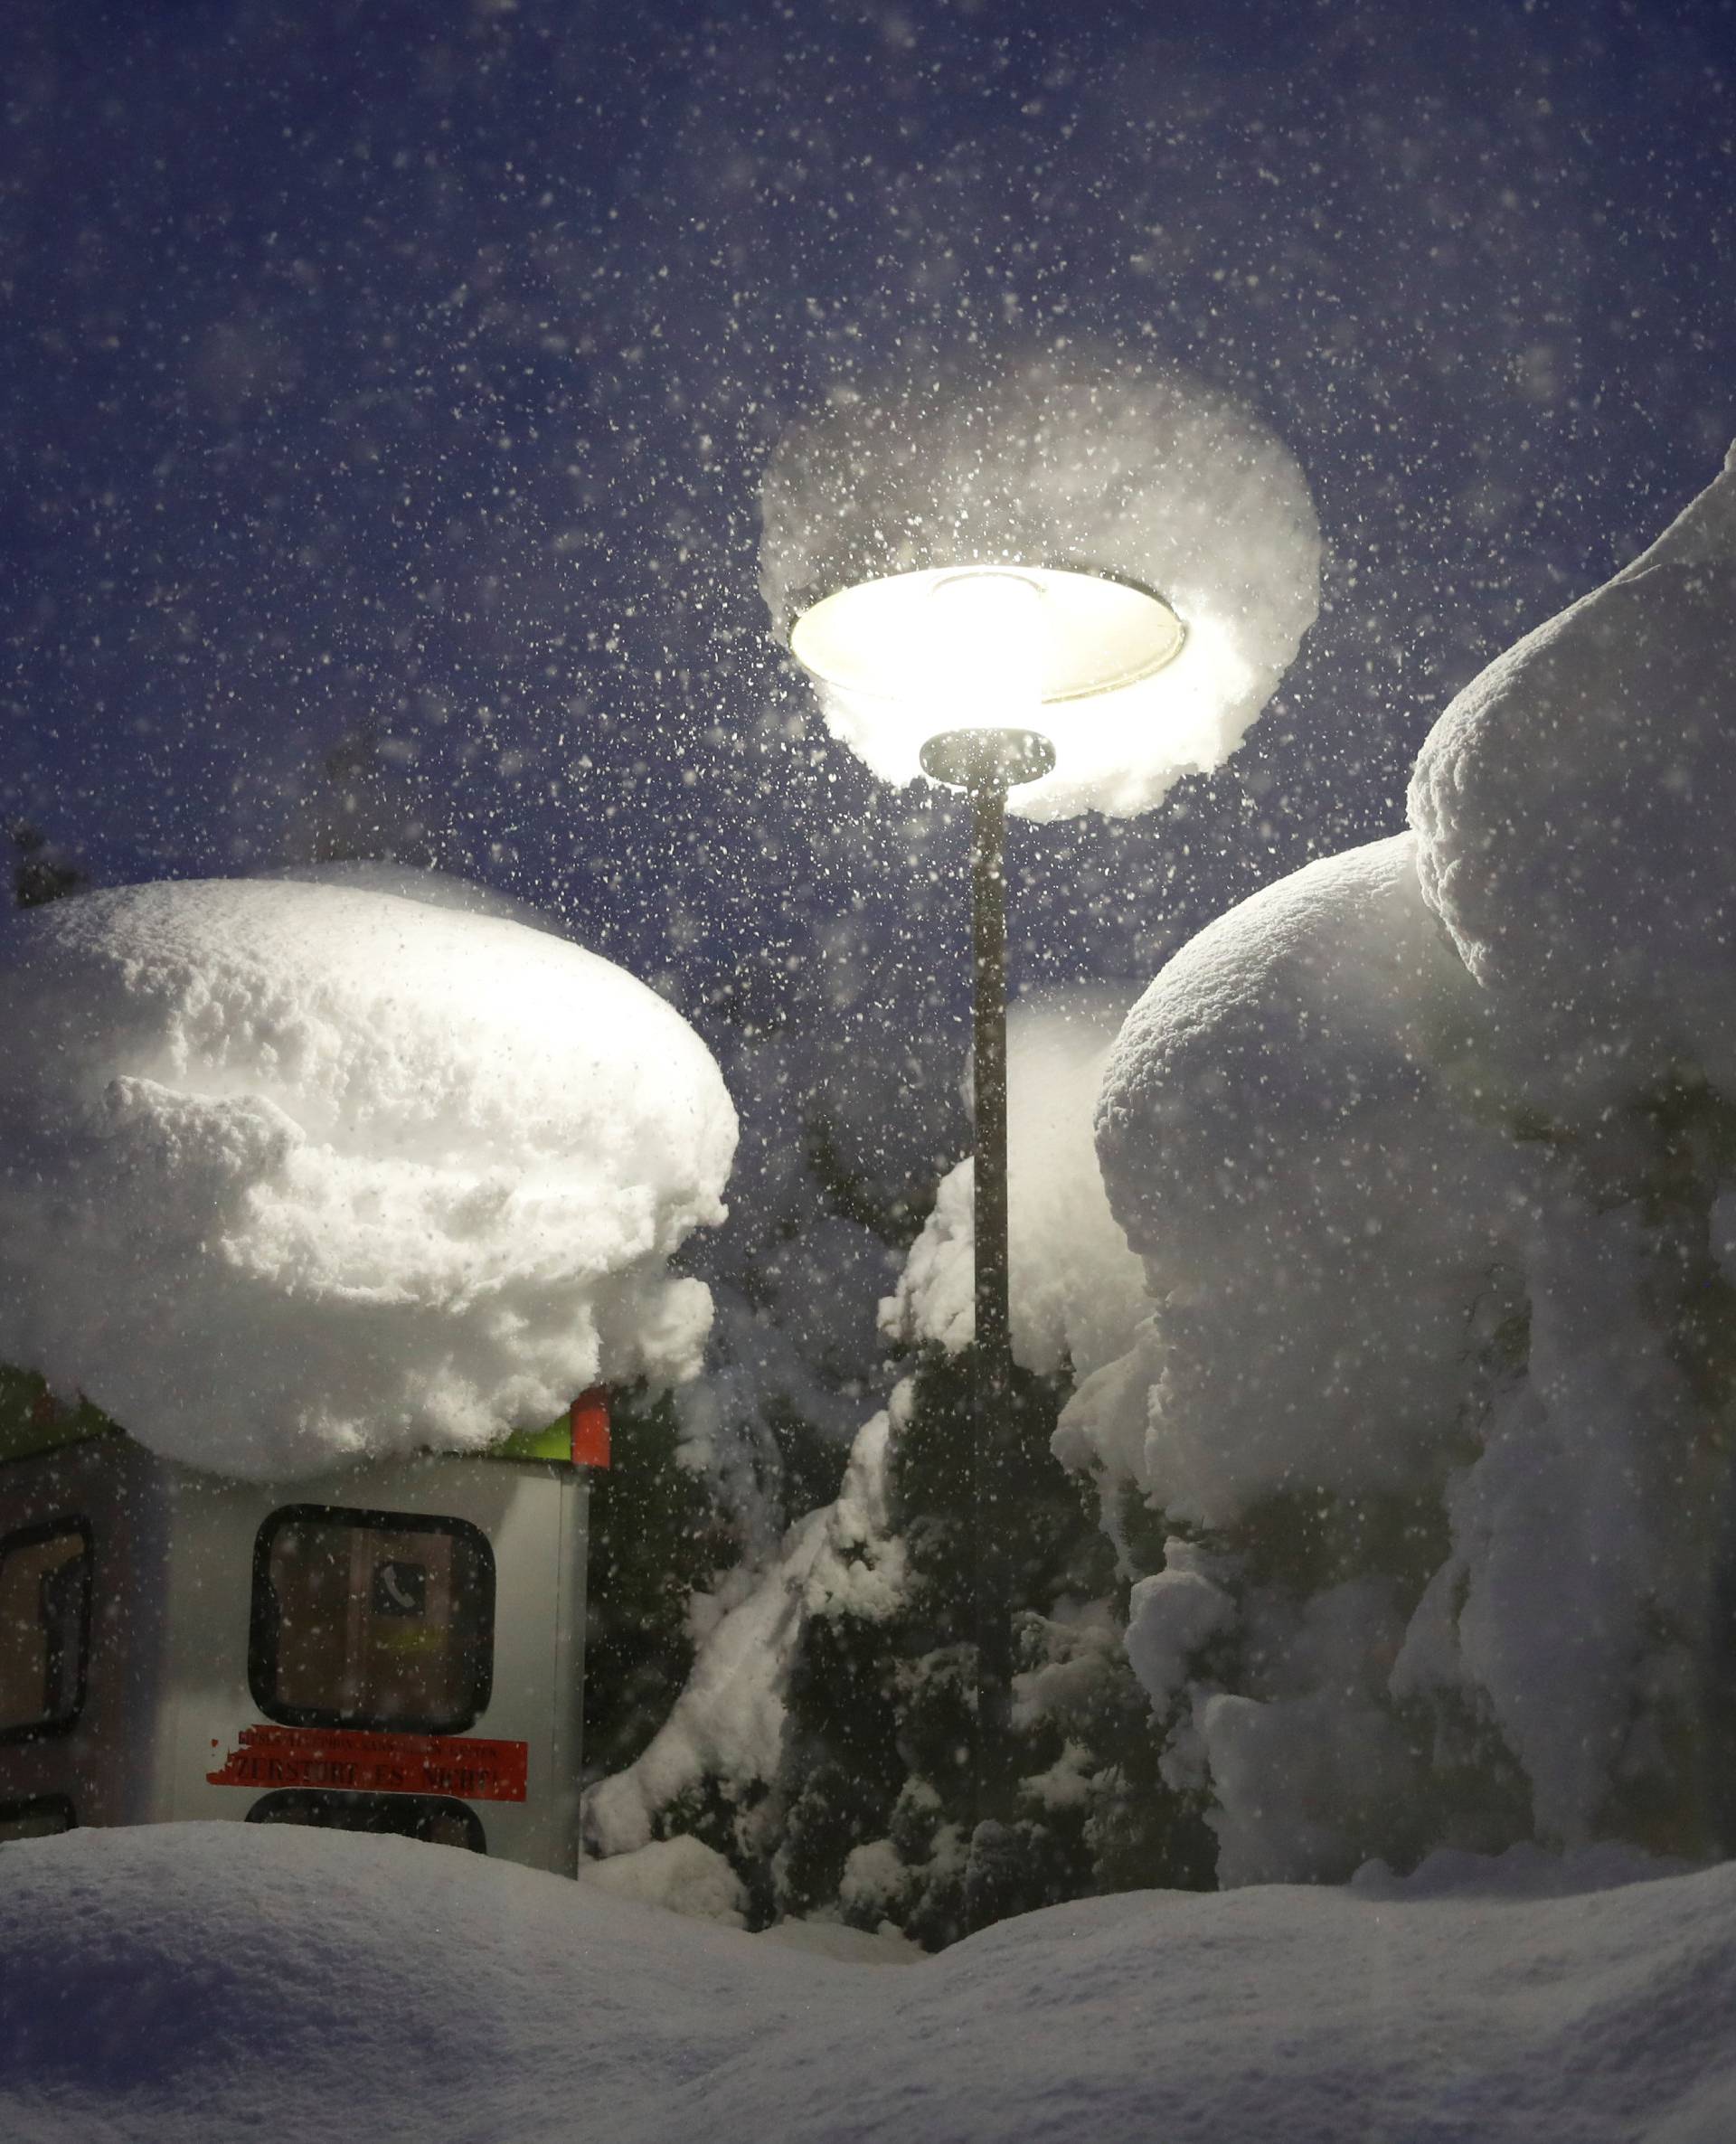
[2,1423,590,1874]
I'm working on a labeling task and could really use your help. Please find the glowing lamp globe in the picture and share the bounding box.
[788,562,1186,789]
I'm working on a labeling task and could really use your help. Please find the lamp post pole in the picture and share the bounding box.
[787,553,1184,1935]
[967,765,1015,1818]
[920,723,1053,1929]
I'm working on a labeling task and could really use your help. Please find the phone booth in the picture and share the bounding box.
[0,1372,609,1869]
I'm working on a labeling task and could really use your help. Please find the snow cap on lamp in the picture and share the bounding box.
[760,347,1321,821]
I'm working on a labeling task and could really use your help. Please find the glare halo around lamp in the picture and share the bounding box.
[760,353,1320,1925]
[761,355,1320,821]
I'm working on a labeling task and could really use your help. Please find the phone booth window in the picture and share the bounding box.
[0,1519,92,1740]
[246,1790,485,1853]
[0,1795,77,1845]
[250,1507,494,1733]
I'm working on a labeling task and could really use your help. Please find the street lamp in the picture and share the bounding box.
[760,354,1319,1924]
[784,559,1186,1901]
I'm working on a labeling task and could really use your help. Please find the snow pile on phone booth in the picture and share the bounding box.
[0,875,736,1477]
[1061,445,1736,1884]
[3,1824,1734,2143]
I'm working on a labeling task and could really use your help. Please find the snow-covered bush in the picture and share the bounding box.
[584,1350,1209,1947]
[580,1833,750,1927]
[1064,446,1736,1884]
[583,996,1209,1942]
[1070,832,1532,1519]
[580,1384,751,1788]
[0,875,737,1478]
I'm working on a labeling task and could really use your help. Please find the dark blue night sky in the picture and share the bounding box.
[4,0,1733,1034]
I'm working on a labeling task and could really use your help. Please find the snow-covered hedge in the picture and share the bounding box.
[1062,445,1736,1882]
[0,875,737,1478]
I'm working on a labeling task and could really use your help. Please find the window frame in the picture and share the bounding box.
[0,1515,94,1745]
[244,1788,486,1853]
[248,1503,496,1735]
[0,1793,78,1844]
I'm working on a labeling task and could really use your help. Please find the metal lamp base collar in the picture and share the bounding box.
[919,727,1056,789]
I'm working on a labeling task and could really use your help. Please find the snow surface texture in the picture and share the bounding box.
[4,1824,1734,2144]
[882,987,1148,1380]
[1410,442,1736,1111]
[581,1833,749,1926]
[1063,449,1736,1886]
[0,877,737,1478]
[760,350,1320,820]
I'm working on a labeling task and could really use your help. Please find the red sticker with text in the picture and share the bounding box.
[207,1723,528,1802]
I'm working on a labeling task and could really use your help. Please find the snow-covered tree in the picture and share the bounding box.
[581,996,1204,1942]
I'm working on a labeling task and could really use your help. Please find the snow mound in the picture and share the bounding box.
[1351,1838,1695,1902]
[581,1835,748,1926]
[1410,443,1736,1108]
[882,988,1148,1380]
[760,350,1319,821]
[268,858,565,933]
[5,1824,1736,2143]
[0,877,736,1478]
[756,1915,923,1966]
[1070,834,1530,1522]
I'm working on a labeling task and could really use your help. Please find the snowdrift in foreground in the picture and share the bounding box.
[0,878,737,1477]
[882,988,1148,1381]
[3,1824,1731,2144]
